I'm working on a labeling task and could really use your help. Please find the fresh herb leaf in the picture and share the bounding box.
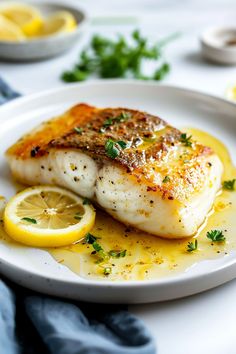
[206,230,225,242]
[61,30,176,83]
[103,266,112,275]
[162,176,170,183]
[222,179,236,191]
[84,233,98,244]
[117,141,128,149]
[187,239,198,252]
[105,139,120,159]
[100,112,131,133]
[74,127,83,134]
[153,63,170,81]
[105,139,128,159]
[109,250,127,258]
[84,234,108,262]
[21,217,37,224]
[93,241,103,252]
[115,112,131,123]
[180,133,192,147]
[83,198,91,205]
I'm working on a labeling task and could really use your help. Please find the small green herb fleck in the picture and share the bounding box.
[74,127,83,134]
[105,139,128,159]
[109,250,127,258]
[100,112,131,133]
[85,233,98,244]
[83,198,91,205]
[162,176,170,183]
[180,133,192,147]
[93,241,103,252]
[206,230,225,242]
[21,217,37,224]
[103,266,112,276]
[187,239,198,252]
[222,179,236,191]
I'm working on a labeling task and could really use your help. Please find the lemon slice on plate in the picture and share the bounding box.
[0,3,43,37]
[39,11,77,37]
[0,14,25,41]
[4,186,95,248]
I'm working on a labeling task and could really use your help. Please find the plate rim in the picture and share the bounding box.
[1,79,236,290]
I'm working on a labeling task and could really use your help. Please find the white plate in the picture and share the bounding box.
[0,81,236,304]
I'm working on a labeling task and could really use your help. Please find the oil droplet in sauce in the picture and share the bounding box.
[0,128,236,281]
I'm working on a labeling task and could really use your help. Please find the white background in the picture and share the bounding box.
[1,1,236,353]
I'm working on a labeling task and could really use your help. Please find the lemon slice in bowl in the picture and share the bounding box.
[0,14,25,41]
[0,3,43,37]
[4,186,95,248]
[39,11,77,37]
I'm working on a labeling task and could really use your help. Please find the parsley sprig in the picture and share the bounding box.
[61,30,177,82]
[180,133,192,147]
[206,230,225,242]
[187,239,198,252]
[105,139,128,159]
[222,179,236,191]
[84,233,126,275]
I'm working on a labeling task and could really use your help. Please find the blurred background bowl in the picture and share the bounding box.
[0,1,88,61]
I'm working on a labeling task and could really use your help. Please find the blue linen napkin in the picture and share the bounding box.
[0,77,156,354]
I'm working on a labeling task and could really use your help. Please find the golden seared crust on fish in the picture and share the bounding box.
[6,103,223,238]
[7,103,216,202]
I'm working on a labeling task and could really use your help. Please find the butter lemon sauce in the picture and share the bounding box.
[0,128,236,281]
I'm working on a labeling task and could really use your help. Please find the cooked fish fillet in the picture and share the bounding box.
[6,103,223,238]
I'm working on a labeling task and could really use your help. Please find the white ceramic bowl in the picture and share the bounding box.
[201,26,236,65]
[0,1,88,61]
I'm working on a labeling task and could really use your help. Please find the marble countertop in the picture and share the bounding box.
[1,1,236,353]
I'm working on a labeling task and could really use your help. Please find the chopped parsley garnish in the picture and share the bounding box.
[109,250,127,258]
[61,30,177,83]
[83,198,91,205]
[180,133,192,147]
[103,266,112,276]
[21,217,37,224]
[187,239,198,252]
[100,112,131,133]
[85,233,98,244]
[222,179,236,191]
[84,233,108,263]
[162,176,170,183]
[92,241,103,252]
[74,127,83,134]
[206,230,225,242]
[105,139,128,159]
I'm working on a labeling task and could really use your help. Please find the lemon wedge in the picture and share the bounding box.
[39,11,77,37]
[0,14,25,41]
[4,186,95,248]
[0,3,43,37]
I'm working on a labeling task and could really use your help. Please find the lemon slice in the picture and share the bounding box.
[225,84,236,101]
[0,3,43,37]
[0,14,25,41]
[39,11,77,37]
[4,186,95,248]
